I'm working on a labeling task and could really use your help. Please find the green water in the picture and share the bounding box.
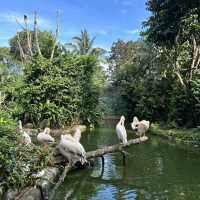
[55,127,200,200]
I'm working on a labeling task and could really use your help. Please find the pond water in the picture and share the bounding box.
[55,126,200,200]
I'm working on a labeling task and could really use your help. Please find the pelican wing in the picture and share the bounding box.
[135,123,148,136]
[43,134,54,143]
[116,123,127,144]
[140,120,150,129]
[60,136,86,156]
[37,132,55,143]
[59,134,87,165]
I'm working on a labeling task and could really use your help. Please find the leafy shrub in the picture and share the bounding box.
[0,109,16,137]
[0,109,49,189]
[8,54,102,127]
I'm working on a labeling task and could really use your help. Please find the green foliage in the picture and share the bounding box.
[150,123,200,143]
[108,40,172,121]
[0,109,16,137]
[143,0,200,47]
[108,37,200,127]
[0,109,49,189]
[8,54,103,127]
[65,29,106,57]
[107,1,200,128]
[0,23,106,192]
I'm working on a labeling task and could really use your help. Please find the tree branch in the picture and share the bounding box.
[86,136,148,159]
[49,164,71,200]
[24,15,33,57]
[50,11,60,61]
[53,136,148,165]
[174,60,186,88]
[34,12,42,57]
[189,36,198,82]
[16,31,26,63]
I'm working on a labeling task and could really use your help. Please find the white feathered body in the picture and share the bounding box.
[131,117,150,137]
[58,134,86,165]
[140,120,150,129]
[19,120,31,145]
[22,131,32,145]
[37,128,54,144]
[116,117,127,144]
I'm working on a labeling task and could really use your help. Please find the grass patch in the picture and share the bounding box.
[149,124,200,144]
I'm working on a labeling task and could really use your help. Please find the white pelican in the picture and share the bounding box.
[19,120,31,145]
[58,131,87,166]
[131,116,150,138]
[116,115,127,144]
[37,127,55,144]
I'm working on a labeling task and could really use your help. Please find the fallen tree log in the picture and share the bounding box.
[52,136,148,165]
[86,136,148,159]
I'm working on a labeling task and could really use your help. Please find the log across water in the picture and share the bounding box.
[86,136,148,159]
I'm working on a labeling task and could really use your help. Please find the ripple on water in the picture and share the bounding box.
[123,189,137,199]
[90,184,117,200]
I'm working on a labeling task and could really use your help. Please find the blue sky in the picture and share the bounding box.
[0,0,149,50]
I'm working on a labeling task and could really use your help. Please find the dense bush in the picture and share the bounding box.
[0,109,49,189]
[107,1,200,128]
[7,54,103,127]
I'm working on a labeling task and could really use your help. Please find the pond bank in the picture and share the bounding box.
[149,123,200,145]
[3,125,87,200]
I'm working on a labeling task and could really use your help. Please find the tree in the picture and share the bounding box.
[143,0,200,47]
[7,54,104,127]
[65,29,105,57]
[9,12,60,63]
[9,31,60,60]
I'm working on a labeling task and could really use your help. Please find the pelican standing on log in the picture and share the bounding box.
[131,116,150,139]
[58,128,87,166]
[18,120,31,145]
[116,115,127,144]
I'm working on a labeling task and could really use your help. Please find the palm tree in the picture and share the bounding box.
[65,29,106,57]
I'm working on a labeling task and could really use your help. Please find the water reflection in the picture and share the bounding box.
[55,127,200,200]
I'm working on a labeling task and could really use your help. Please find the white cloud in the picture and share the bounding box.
[127,29,139,34]
[0,12,52,30]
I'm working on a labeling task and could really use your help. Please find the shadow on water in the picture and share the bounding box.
[54,125,200,200]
